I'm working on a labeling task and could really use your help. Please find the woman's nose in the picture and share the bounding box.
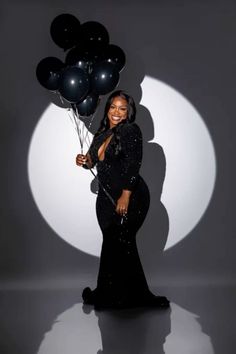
[115,107,120,115]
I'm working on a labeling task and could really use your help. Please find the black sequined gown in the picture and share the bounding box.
[82,122,169,309]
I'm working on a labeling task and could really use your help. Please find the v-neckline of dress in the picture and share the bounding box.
[97,129,115,162]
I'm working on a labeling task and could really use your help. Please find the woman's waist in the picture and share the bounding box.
[97,173,147,197]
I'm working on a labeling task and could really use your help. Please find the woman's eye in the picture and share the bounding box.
[109,105,127,111]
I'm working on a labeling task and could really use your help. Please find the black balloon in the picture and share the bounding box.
[82,42,104,65]
[81,21,109,46]
[50,14,81,50]
[100,44,126,72]
[90,61,120,95]
[75,92,99,116]
[65,46,90,72]
[59,67,90,103]
[65,42,103,73]
[36,57,64,91]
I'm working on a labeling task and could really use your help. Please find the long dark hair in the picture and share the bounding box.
[95,90,136,136]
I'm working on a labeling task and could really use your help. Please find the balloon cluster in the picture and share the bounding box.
[36,14,126,117]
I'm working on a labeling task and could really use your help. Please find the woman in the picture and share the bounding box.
[76,90,169,309]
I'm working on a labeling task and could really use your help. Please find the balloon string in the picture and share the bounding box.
[67,106,92,152]
[74,105,84,150]
[78,116,84,153]
[59,94,65,105]
[83,113,96,147]
[71,106,84,153]
[82,118,85,150]
[67,109,78,133]
[85,130,91,147]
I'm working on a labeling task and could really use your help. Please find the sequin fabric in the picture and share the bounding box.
[82,122,169,309]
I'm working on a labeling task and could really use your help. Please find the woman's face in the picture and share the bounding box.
[107,96,128,128]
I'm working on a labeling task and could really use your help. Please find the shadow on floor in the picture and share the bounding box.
[0,285,235,354]
[0,287,236,354]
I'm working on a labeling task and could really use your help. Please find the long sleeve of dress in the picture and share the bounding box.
[120,123,143,191]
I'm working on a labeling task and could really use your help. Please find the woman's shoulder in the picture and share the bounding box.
[118,122,142,137]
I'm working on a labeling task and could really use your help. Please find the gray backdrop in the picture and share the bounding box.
[1,0,235,290]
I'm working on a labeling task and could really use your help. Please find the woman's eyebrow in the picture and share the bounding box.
[110,104,128,108]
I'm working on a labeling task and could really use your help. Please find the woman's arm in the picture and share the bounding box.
[120,123,142,190]
[116,123,143,215]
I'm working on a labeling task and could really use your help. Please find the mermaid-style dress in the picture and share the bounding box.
[82,122,169,309]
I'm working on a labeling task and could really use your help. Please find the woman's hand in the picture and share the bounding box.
[76,154,87,166]
[116,190,132,215]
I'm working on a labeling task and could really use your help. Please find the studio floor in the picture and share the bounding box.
[0,284,235,354]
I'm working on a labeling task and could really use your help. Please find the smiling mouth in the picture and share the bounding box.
[112,116,122,121]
